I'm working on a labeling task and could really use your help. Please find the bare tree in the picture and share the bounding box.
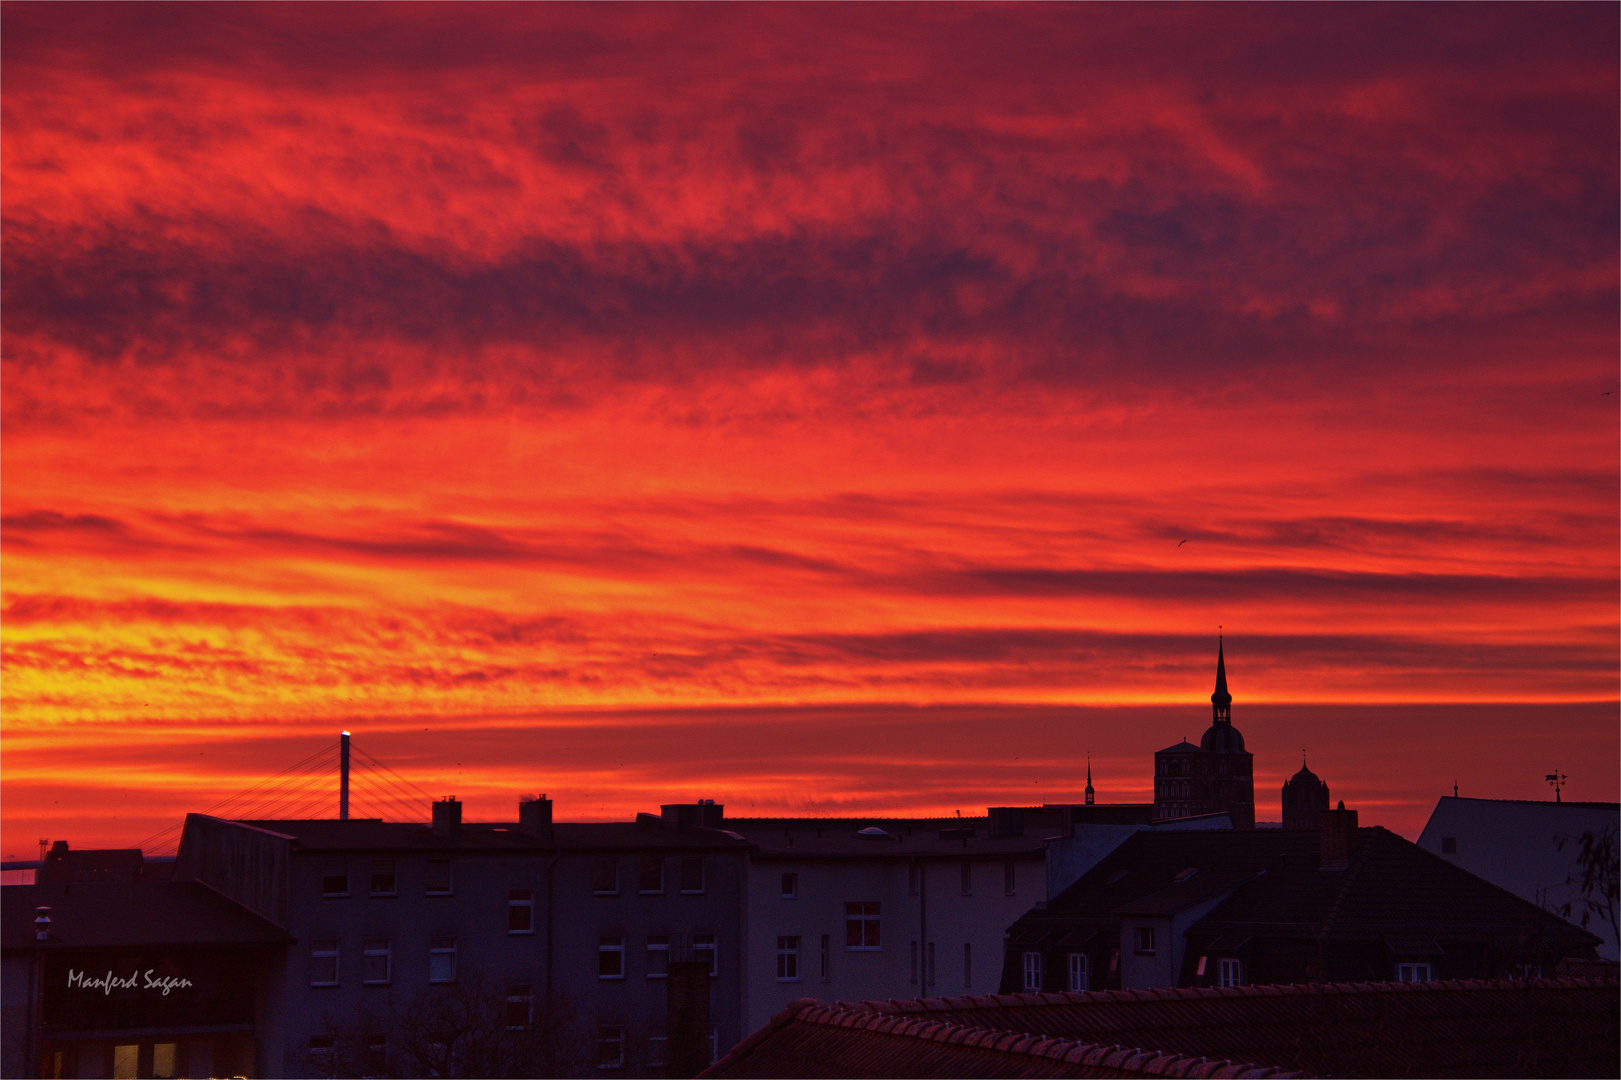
[302,973,591,1078]
[1555,825,1619,948]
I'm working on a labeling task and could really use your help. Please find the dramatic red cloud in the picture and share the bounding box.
[2,3,1616,854]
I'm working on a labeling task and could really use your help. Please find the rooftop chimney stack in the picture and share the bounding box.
[1319,800,1358,871]
[432,796,462,838]
[520,795,553,839]
[34,906,51,942]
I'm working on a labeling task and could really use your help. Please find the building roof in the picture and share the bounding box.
[701,997,1303,1079]
[725,820,1047,859]
[1014,827,1601,953]
[2,882,294,951]
[230,817,751,852]
[849,977,1619,1079]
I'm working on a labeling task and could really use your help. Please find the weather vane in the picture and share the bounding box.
[1544,769,1567,803]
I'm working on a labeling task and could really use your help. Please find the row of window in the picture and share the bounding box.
[320,856,710,900]
[310,938,452,987]
[598,934,718,979]
[777,862,1022,900]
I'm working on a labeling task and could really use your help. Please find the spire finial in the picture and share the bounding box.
[1211,636,1232,713]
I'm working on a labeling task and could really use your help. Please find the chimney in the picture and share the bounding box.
[665,932,711,1078]
[34,906,51,942]
[1319,800,1358,871]
[431,797,462,839]
[520,795,553,839]
[661,801,725,829]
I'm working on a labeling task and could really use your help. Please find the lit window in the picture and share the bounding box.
[646,934,669,978]
[845,901,881,950]
[593,858,620,895]
[781,872,798,898]
[777,935,800,981]
[597,1026,624,1070]
[425,858,453,895]
[310,940,339,986]
[1397,962,1433,983]
[505,985,532,1030]
[600,935,625,979]
[322,866,349,897]
[1004,861,1017,895]
[369,859,396,897]
[429,938,457,984]
[639,857,664,894]
[1022,950,1043,991]
[961,862,972,896]
[113,1045,137,1080]
[509,889,534,934]
[1218,958,1243,987]
[1134,927,1156,955]
[152,1042,177,1080]
[362,938,391,985]
[695,933,717,976]
[679,856,705,894]
[1068,952,1089,991]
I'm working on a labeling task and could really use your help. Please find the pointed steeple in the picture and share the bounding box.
[1211,636,1232,719]
[1085,753,1095,805]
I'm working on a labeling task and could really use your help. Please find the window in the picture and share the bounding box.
[1004,861,1017,895]
[152,1043,177,1080]
[1068,952,1089,991]
[1397,962,1433,983]
[113,1045,137,1080]
[845,901,881,950]
[1022,950,1043,991]
[961,862,972,896]
[593,858,621,895]
[364,1035,387,1078]
[927,941,936,986]
[679,856,705,894]
[310,940,339,986]
[646,934,669,978]
[777,935,800,981]
[695,932,717,976]
[1441,837,1457,854]
[322,866,350,897]
[1514,964,1543,979]
[1134,926,1156,954]
[820,934,830,980]
[429,938,457,984]
[964,942,972,988]
[505,985,532,1030]
[425,858,453,895]
[781,872,798,898]
[638,857,664,894]
[599,934,625,979]
[1218,958,1243,987]
[369,859,396,897]
[509,889,534,934]
[597,1026,624,1070]
[363,938,391,985]
[309,1037,335,1079]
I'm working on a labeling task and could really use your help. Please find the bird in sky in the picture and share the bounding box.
[1177,539,1189,546]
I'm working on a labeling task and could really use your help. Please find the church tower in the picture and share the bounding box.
[1282,756,1331,830]
[1153,638,1256,828]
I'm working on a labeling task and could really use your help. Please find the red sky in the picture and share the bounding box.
[3,3,1616,856]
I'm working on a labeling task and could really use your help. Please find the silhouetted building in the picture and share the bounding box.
[1418,795,1621,960]
[1001,804,1602,995]
[33,840,174,885]
[1280,759,1331,830]
[1153,641,1254,829]
[1,881,292,1079]
[703,976,1621,1079]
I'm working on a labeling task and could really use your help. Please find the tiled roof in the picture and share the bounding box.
[860,977,1620,1079]
[701,998,1303,1079]
[2,882,294,950]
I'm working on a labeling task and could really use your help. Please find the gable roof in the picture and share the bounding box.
[702,997,1303,1079]
[2,882,294,950]
[840,977,1620,1079]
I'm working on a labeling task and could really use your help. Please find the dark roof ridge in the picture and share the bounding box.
[722,1000,1305,1078]
[851,975,1620,1017]
[1314,823,1383,937]
[1439,796,1620,810]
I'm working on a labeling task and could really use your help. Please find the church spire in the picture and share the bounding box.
[1085,753,1095,805]
[1211,636,1232,721]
